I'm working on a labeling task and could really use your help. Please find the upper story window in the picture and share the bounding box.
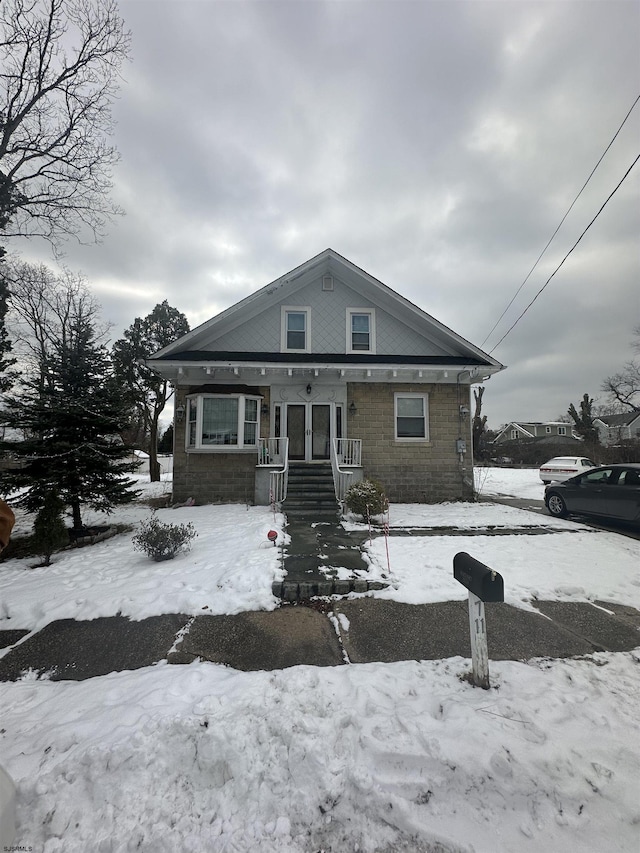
[557,425,567,436]
[186,394,260,450]
[347,308,376,354]
[281,306,310,352]
[510,430,518,440]
[395,393,429,441]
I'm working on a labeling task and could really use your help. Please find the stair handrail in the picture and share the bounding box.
[331,438,362,504]
[269,437,289,505]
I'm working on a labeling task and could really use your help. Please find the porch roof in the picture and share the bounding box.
[147,350,499,385]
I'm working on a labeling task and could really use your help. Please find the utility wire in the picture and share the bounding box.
[480,93,640,350]
[488,152,640,355]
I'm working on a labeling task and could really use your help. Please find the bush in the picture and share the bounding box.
[344,479,388,521]
[132,515,197,562]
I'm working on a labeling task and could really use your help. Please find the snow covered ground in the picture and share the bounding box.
[1,468,639,852]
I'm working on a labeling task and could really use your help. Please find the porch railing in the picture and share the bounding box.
[257,437,289,504]
[257,437,288,467]
[331,438,363,503]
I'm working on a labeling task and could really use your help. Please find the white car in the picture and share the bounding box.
[539,456,596,484]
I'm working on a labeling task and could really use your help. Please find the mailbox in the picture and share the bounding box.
[453,552,504,603]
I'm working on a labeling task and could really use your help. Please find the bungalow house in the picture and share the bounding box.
[594,412,640,446]
[146,249,504,507]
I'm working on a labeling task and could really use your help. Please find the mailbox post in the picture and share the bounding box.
[453,552,504,689]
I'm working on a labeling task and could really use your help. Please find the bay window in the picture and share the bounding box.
[186,394,261,450]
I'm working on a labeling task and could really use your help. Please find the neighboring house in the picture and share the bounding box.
[146,249,504,506]
[594,412,640,446]
[493,422,578,444]
[127,450,173,476]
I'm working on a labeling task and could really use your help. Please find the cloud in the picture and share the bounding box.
[5,0,638,429]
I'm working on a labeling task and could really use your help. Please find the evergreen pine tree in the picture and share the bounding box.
[0,312,139,531]
[0,267,16,393]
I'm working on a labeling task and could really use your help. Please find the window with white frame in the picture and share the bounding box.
[186,394,261,450]
[347,308,375,353]
[510,430,518,440]
[395,393,429,440]
[281,307,310,352]
[558,425,567,436]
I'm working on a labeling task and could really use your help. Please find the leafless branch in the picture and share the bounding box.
[0,0,131,246]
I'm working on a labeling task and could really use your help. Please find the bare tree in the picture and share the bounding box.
[3,256,107,392]
[0,0,130,245]
[568,393,600,450]
[602,326,640,412]
[472,386,488,460]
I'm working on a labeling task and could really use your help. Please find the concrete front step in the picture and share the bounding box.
[285,463,339,516]
[287,481,335,491]
[286,492,336,502]
[286,487,336,501]
[272,578,389,601]
[285,509,339,520]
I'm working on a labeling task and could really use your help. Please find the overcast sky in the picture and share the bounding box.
[12,0,640,429]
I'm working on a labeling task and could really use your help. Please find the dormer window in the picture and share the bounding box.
[347,308,376,354]
[281,307,310,352]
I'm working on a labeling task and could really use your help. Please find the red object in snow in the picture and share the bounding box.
[267,530,278,545]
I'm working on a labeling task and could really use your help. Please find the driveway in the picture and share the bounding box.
[481,494,640,541]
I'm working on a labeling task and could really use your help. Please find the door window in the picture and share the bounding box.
[287,405,306,460]
[312,405,331,460]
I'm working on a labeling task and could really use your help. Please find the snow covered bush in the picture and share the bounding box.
[132,515,197,562]
[344,479,388,521]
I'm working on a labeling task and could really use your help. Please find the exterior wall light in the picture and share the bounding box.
[349,401,357,415]
[175,404,185,422]
[306,384,312,395]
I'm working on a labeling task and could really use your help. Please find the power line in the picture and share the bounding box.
[488,152,640,355]
[480,93,640,350]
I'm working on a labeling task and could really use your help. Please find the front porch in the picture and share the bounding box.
[254,438,363,508]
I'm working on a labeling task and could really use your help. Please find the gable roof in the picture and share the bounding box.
[150,249,503,373]
[594,411,640,427]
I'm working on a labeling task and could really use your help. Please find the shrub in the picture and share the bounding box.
[132,515,197,562]
[344,479,388,521]
[32,490,69,566]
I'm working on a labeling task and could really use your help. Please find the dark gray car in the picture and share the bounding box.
[545,463,640,527]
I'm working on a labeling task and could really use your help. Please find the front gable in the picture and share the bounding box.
[150,249,503,378]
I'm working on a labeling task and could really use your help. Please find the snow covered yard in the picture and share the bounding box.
[1,469,639,852]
